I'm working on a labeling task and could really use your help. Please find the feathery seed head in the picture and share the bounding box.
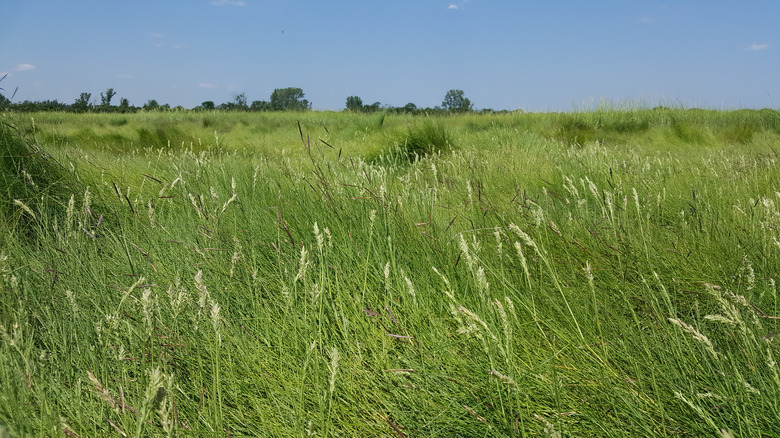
[668,318,718,357]
[476,266,489,294]
[295,245,310,283]
[329,347,340,394]
[313,222,324,253]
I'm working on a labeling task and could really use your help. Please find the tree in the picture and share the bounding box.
[363,101,381,113]
[118,97,131,113]
[250,100,271,112]
[201,101,215,110]
[270,87,310,111]
[100,88,116,107]
[232,92,248,111]
[0,93,11,110]
[72,92,92,112]
[442,89,472,113]
[402,103,418,113]
[143,99,160,111]
[345,96,363,112]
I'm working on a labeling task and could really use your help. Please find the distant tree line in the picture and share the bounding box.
[0,86,314,113]
[343,89,482,115]
[0,86,503,114]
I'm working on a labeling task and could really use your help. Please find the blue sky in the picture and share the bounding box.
[1,0,777,111]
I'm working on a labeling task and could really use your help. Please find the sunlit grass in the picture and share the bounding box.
[1,108,779,436]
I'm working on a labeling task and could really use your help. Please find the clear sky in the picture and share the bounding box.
[1,0,777,111]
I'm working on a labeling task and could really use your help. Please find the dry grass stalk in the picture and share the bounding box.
[106,419,127,437]
[86,371,139,416]
[463,404,488,423]
[87,371,121,411]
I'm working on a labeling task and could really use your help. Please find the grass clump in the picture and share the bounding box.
[0,118,83,240]
[555,117,597,146]
[403,120,451,156]
[372,120,453,165]
[671,117,708,144]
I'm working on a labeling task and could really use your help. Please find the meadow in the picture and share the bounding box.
[1,107,780,437]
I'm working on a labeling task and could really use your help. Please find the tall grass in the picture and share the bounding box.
[1,108,779,436]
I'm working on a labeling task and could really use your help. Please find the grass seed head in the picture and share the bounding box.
[310,282,321,303]
[294,245,310,283]
[87,371,120,412]
[534,414,562,438]
[13,199,36,220]
[458,234,475,271]
[401,270,416,300]
[476,266,489,294]
[493,229,503,257]
[313,222,324,253]
[514,241,530,281]
[325,227,333,248]
[668,318,718,358]
[64,290,79,315]
[493,299,511,345]
[488,369,518,389]
[211,300,221,345]
[329,347,340,394]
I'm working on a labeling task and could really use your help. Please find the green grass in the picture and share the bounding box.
[1,109,780,436]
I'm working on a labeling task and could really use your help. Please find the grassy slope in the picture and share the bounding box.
[1,109,780,437]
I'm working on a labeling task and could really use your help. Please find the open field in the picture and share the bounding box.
[2,108,780,436]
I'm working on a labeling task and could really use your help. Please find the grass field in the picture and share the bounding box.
[1,108,780,436]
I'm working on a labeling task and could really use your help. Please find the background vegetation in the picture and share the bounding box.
[1,108,780,436]
[0,84,484,116]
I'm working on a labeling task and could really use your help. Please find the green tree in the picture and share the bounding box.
[201,101,215,110]
[100,88,116,107]
[345,95,363,112]
[232,92,248,111]
[118,97,131,113]
[250,100,271,112]
[72,92,92,112]
[442,89,472,113]
[402,103,418,113]
[270,87,310,111]
[143,99,160,111]
[363,101,381,113]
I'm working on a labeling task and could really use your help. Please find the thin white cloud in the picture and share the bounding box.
[448,1,468,10]
[14,64,36,71]
[150,33,186,50]
[211,0,246,6]
[199,83,217,88]
[745,43,768,51]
